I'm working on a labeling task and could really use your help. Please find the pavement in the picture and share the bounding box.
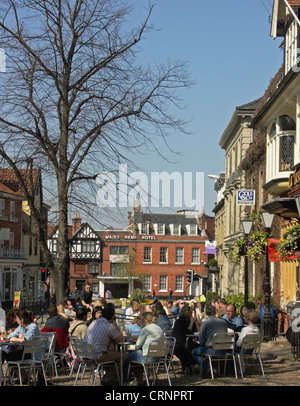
[260,335,292,360]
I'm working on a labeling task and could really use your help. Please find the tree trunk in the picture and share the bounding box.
[54,177,70,305]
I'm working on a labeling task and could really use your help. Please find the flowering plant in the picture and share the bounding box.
[247,231,268,263]
[277,224,300,260]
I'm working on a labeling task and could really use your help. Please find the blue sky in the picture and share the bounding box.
[97,0,283,228]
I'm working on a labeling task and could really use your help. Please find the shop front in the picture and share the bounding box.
[97,275,139,299]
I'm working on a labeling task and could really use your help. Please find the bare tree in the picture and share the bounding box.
[0,0,191,304]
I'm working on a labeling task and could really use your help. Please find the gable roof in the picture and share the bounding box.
[0,168,40,197]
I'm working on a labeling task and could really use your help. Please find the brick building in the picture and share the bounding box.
[0,169,47,309]
[122,207,214,299]
[0,181,25,305]
[52,208,215,300]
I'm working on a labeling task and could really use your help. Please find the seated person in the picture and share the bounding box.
[171,305,200,373]
[69,307,88,339]
[2,310,42,364]
[151,302,172,334]
[86,306,102,327]
[236,309,260,353]
[192,305,228,376]
[41,304,69,352]
[124,299,140,324]
[63,299,76,320]
[222,304,244,332]
[125,316,142,339]
[170,299,186,315]
[5,308,20,333]
[84,305,124,386]
[124,312,164,385]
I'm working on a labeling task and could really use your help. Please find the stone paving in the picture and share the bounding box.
[2,335,299,389]
[46,336,300,387]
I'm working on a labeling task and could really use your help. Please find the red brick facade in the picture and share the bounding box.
[52,211,215,300]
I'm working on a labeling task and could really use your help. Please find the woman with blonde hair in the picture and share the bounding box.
[124,311,164,385]
[57,304,69,319]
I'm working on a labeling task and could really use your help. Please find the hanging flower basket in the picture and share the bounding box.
[247,231,268,263]
[227,239,247,264]
[277,224,300,260]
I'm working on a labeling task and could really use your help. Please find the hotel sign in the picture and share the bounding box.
[237,190,255,205]
[105,234,156,240]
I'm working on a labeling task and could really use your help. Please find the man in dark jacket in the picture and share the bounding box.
[41,305,69,351]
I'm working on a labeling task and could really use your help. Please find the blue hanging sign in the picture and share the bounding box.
[237,190,255,205]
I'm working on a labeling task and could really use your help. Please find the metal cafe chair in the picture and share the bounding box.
[40,331,58,379]
[4,337,48,386]
[67,336,82,381]
[128,339,170,386]
[71,340,120,386]
[200,333,238,379]
[157,336,177,385]
[235,333,265,378]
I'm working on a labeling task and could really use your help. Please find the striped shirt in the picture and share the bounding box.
[83,317,120,359]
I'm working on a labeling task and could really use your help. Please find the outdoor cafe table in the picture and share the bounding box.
[186,332,199,346]
[0,340,25,386]
[118,340,136,386]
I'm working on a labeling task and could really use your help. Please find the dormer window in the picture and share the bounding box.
[139,223,149,235]
[187,224,198,236]
[154,223,165,235]
[172,224,181,235]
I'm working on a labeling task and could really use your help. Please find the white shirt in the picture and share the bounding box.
[236,323,260,347]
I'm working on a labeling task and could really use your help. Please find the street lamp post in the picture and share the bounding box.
[241,214,254,307]
[260,210,275,341]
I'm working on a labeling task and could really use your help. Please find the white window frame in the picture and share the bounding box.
[191,247,200,264]
[187,224,198,236]
[175,275,184,292]
[170,224,181,235]
[139,223,149,235]
[143,247,152,263]
[144,275,152,292]
[156,223,165,235]
[175,247,184,264]
[159,247,168,263]
[266,115,295,183]
[159,275,168,292]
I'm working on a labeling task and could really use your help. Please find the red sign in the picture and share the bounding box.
[268,238,298,262]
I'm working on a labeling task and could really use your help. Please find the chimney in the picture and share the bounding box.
[133,199,141,212]
[72,213,82,234]
[128,211,132,226]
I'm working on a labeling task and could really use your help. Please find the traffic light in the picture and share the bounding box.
[41,267,47,282]
[185,269,194,285]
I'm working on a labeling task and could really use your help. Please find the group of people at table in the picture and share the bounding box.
[0,280,261,385]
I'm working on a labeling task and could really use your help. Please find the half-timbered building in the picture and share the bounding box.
[48,214,102,294]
